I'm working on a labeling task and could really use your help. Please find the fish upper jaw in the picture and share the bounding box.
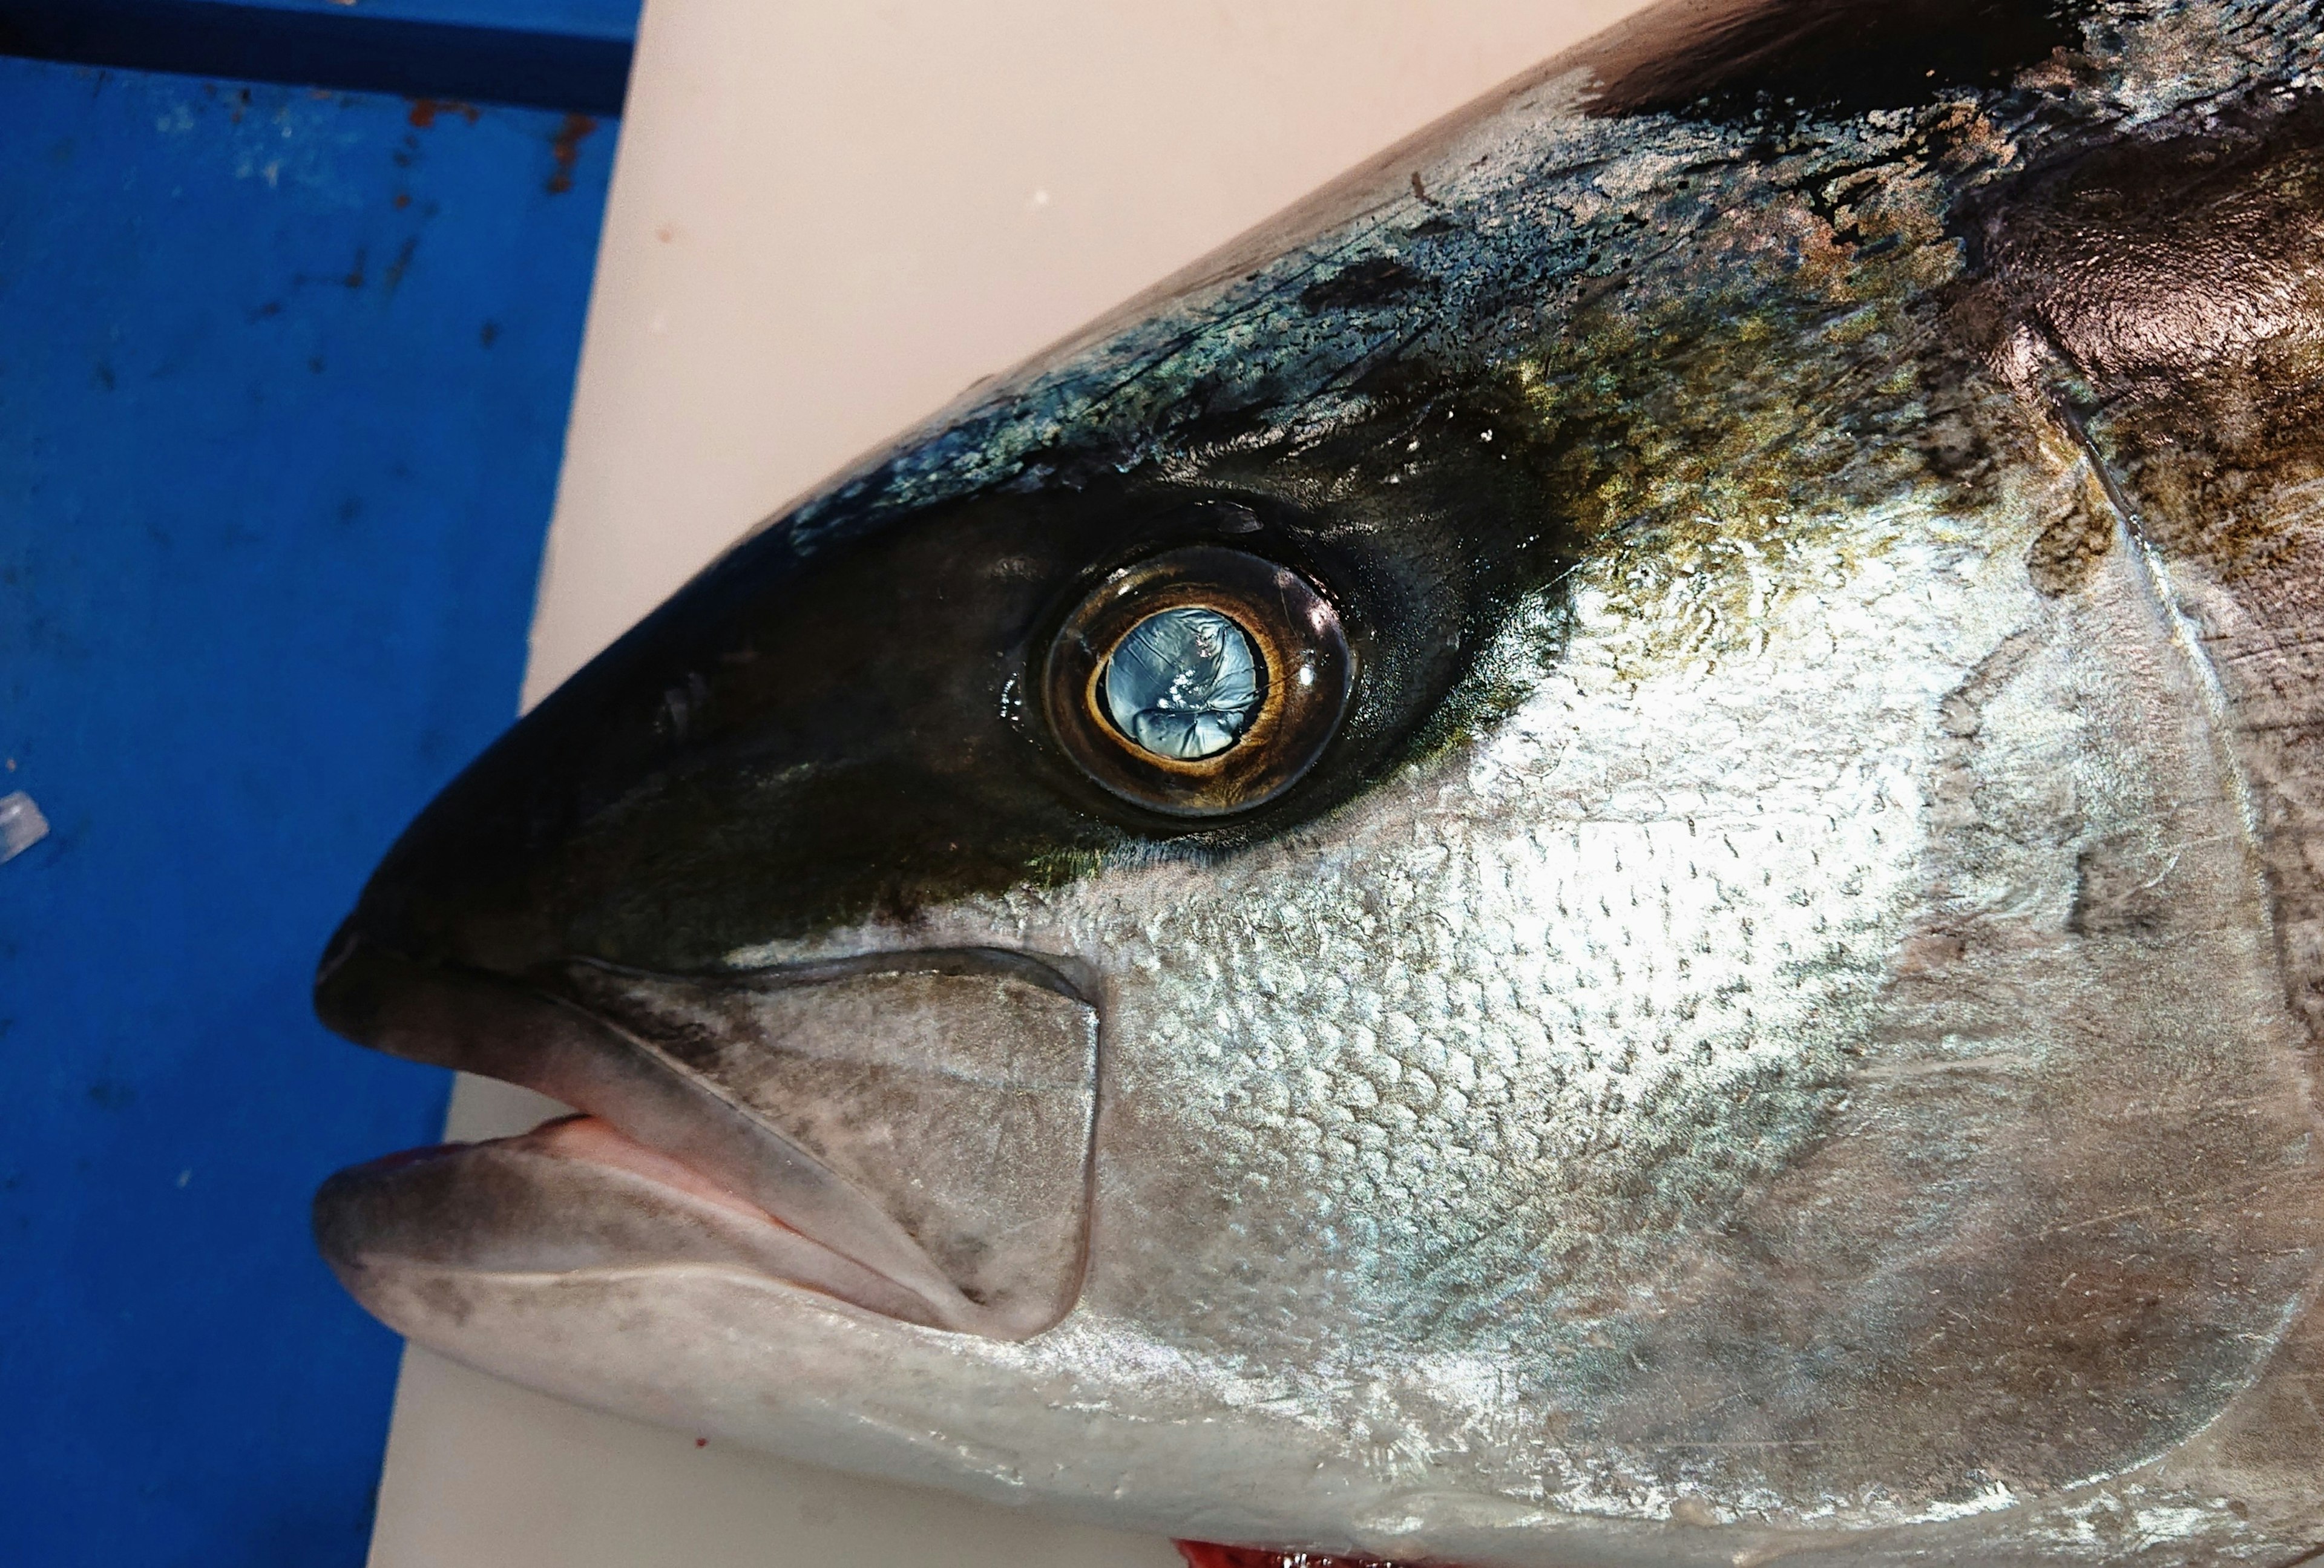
[311,928,1101,1342]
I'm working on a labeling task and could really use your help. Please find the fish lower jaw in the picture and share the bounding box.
[312,1110,963,1333]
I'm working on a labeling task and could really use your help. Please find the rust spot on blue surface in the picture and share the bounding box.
[407,98,479,129]
[547,113,596,194]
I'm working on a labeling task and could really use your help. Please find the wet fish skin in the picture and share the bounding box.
[313,1,2324,1562]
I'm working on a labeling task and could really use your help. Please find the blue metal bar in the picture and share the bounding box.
[174,0,640,39]
[0,0,635,114]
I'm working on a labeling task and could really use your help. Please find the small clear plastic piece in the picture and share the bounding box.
[0,790,48,864]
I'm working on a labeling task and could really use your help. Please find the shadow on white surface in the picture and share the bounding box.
[373,1343,1181,1568]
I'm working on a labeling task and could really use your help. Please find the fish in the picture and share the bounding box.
[310,0,2324,1562]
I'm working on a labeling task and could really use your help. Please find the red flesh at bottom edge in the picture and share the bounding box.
[1175,1540,1416,1568]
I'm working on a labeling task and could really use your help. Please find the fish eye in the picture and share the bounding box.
[1043,545,1353,817]
[1099,606,1262,761]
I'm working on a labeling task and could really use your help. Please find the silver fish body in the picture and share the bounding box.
[314,1,2324,1561]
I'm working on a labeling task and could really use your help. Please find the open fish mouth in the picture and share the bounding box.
[311,933,1102,1342]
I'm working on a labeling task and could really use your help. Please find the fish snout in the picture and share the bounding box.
[312,929,1100,1340]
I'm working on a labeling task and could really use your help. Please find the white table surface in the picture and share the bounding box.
[367,3,1653,1563]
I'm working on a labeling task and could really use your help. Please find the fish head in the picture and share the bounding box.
[315,1,2324,1560]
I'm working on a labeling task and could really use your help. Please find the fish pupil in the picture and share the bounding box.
[1100,606,1263,761]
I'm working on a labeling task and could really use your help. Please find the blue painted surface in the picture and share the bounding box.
[0,59,613,1566]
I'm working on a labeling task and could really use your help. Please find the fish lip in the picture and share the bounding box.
[312,1117,955,1334]
[312,930,1100,1339]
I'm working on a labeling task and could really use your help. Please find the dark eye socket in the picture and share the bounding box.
[1043,545,1353,817]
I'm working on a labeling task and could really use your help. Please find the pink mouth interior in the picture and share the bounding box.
[519,1114,799,1233]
